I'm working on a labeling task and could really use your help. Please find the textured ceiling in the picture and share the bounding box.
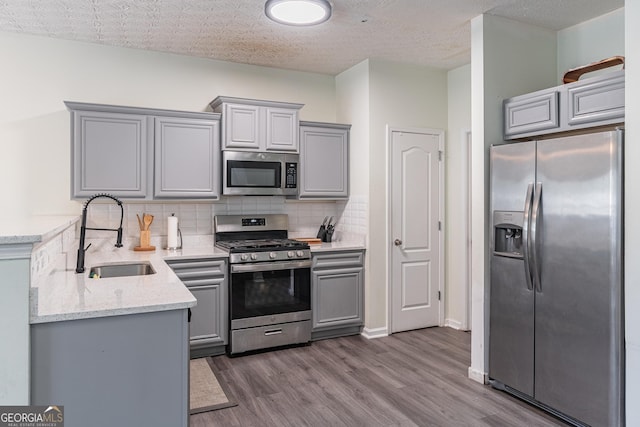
[0,0,624,75]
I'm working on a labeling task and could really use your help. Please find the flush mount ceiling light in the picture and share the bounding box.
[265,0,332,26]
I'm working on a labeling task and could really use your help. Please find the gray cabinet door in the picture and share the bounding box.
[503,90,559,140]
[166,258,228,356]
[311,250,364,337]
[187,278,226,347]
[566,71,624,127]
[72,110,149,198]
[265,107,299,152]
[313,266,363,330]
[154,117,220,199]
[299,123,350,199]
[222,103,261,150]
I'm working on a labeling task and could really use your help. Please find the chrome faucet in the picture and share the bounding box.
[76,194,124,273]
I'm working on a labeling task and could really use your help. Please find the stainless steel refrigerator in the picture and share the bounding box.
[489,128,624,427]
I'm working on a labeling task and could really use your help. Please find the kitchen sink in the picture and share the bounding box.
[88,262,156,278]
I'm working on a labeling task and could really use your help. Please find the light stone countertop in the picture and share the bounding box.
[0,215,80,245]
[308,241,366,252]
[29,232,363,324]
[30,244,229,324]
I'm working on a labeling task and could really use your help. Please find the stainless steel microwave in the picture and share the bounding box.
[222,151,298,196]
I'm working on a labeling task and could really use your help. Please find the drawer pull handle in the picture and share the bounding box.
[264,329,283,336]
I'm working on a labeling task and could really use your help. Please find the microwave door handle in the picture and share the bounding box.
[230,259,312,273]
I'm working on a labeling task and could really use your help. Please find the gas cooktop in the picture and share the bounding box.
[215,238,308,253]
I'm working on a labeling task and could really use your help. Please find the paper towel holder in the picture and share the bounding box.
[165,213,183,251]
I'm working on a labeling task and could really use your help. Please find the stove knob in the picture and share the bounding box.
[296,250,304,257]
[240,254,249,261]
[269,252,277,259]
[287,251,295,258]
[250,253,258,260]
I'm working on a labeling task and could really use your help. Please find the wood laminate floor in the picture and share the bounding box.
[191,327,567,426]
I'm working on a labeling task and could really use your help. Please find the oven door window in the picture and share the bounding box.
[228,160,281,188]
[231,268,310,319]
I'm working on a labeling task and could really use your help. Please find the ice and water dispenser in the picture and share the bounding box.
[493,211,524,258]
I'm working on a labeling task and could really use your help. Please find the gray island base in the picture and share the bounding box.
[31,309,189,427]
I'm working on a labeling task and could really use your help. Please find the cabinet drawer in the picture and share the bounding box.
[504,91,559,138]
[166,259,226,279]
[312,251,364,269]
[566,73,624,126]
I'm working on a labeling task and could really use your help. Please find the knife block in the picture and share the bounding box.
[134,230,155,251]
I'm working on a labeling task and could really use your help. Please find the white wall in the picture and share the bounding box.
[0,31,336,218]
[446,64,471,330]
[469,14,557,382]
[625,2,639,425]
[557,7,625,83]
[368,60,448,331]
[335,60,373,329]
[470,11,636,426]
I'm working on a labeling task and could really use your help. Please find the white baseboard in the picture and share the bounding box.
[468,366,488,384]
[445,318,464,330]
[361,326,388,339]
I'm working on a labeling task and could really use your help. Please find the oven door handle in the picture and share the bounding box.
[230,259,312,273]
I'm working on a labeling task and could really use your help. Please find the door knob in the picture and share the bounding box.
[394,239,402,246]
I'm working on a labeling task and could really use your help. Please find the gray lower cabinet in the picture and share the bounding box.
[299,121,350,199]
[166,258,228,357]
[311,250,364,340]
[31,309,189,427]
[503,70,624,140]
[154,117,221,198]
[65,101,221,199]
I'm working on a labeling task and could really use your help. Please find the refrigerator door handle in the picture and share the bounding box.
[522,183,534,291]
[531,182,543,292]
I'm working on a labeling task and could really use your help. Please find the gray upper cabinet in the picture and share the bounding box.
[504,70,624,140]
[504,89,559,139]
[298,121,350,199]
[69,107,149,198]
[66,101,221,200]
[154,117,220,199]
[566,70,625,127]
[210,96,303,152]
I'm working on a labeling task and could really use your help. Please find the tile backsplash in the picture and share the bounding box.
[83,195,368,244]
[30,195,368,282]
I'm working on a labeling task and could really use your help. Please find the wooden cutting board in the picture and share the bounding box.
[293,238,323,245]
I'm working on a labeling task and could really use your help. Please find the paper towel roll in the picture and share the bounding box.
[167,216,178,249]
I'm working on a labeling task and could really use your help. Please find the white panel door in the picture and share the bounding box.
[391,129,443,332]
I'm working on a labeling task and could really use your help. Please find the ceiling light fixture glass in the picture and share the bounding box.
[265,0,332,26]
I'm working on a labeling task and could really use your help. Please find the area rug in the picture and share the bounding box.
[190,357,237,414]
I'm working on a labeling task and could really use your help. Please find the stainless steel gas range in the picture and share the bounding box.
[214,214,311,355]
